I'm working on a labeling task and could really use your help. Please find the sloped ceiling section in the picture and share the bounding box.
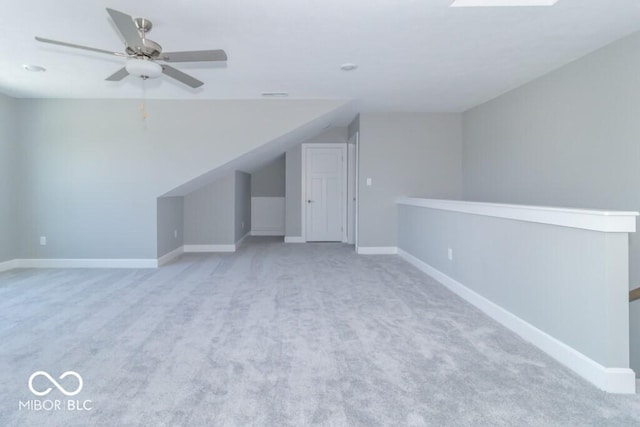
[145,98,354,196]
[161,100,356,197]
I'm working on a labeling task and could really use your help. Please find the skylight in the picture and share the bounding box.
[451,0,559,6]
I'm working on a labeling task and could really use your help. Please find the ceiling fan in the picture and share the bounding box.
[35,8,227,88]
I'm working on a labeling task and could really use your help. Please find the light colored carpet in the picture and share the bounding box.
[1,237,640,426]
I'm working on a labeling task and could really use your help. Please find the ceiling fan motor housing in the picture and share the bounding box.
[126,38,162,58]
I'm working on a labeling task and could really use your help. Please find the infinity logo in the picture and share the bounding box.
[28,371,83,397]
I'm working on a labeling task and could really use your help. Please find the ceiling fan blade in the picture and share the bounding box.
[106,8,144,50]
[161,65,204,88]
[35,36,124,57]
[105,68,129,81]
[160,49,228,63]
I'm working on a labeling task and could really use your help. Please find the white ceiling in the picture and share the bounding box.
[2,0,640,112]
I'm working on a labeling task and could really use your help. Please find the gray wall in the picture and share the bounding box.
[184,172,250,246]
[304,127,348,145]
[235,171,251,242]
[398,204,630,369]
[461,30,640,375]
[0,93,17,263]
[157,197,184,257]
[358,113,463,247]
[14,98,343,259]
[184,174,235,245]
[285,145,302,238]
[251,155,285,197]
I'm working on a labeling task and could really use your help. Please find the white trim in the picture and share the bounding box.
[284,236,305,243]
[251,230,284,236]
[356,246,398,255]
[354,131,360,248]
[14,258,158,269]
[301,145,307,242]
[0,259,19,272]
[347,142,356,245]
[397,198,638,233]
[158,246,184,266]
[341,144,348,243]
[397,248,636,394]
[183,244,236,253]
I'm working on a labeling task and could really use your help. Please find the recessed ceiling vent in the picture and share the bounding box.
[23,64,46,72]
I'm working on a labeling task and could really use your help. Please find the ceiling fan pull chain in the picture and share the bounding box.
[140,78,148,122]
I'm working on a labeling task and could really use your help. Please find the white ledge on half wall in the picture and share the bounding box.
[397,198,638,233]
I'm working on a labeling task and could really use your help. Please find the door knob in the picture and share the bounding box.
[307,200,313,203]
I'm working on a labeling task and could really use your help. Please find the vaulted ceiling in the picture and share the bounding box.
[2,0,640,111]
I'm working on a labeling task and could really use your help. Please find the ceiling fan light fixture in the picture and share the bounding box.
[125,58,162,79]
[35,8,226,88]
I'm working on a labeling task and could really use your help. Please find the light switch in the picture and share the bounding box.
[366,178,372,186]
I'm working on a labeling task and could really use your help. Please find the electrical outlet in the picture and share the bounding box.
[447,248,453,261]
[40,236,47,246]
[242,221,245,230]
[366,178,372,186]
[174,229,178,239]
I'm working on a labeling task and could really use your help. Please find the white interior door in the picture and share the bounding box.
[305,145,345,242]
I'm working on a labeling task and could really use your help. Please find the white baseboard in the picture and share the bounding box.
[357,246,398,255]
[158,246,184,266]
[397,248,636,394]
[236,232,251,248]
[251,230,285,236]
[183,244,236,253]
[0,259,19,273]
[5,239,247,272]
[284,236,305,243]
[13,258,158,269]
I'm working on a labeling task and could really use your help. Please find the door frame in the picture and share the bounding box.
[301,143,348,243]
[347,133,358,245]
[354,131,359,248]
